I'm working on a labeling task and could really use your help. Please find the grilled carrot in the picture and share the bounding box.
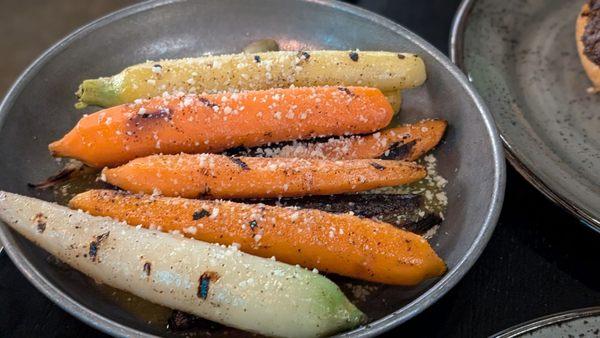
[267,119,447,161]
[69,190,446,285]
[101,154,426,199]
[50,86,393,167]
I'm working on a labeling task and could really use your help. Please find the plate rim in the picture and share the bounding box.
[0,0,506,337]
[492,306,600,338]
[449,0,600,234]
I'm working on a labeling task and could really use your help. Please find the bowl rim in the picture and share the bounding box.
[0,0,506,336]
[449,0,600,234]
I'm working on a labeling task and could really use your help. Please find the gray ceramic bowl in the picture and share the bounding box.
[0,0,505,336]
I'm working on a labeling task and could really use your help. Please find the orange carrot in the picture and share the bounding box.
[69,190,446,285]
[101,154,426,199]
[268,119,447,161]
[49,86,393,167]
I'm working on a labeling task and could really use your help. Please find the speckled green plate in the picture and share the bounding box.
[451,0,600,232]
[493,307,600,338]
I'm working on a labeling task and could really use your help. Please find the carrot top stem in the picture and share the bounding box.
[76,77,120,108]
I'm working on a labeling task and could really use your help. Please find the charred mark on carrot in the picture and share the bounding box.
[192,209,210,220]
[249,220,258,231]
[197,271,220,300]
[297,51,310,61]
[132,108,172,121]
[143,262,152,276]
[33,212,47,233]
[89,231,110,262]
[229,157,250,170]
[337,87,356,97]
[380,140,416,160]
[198,97,219,109]
[370,162,386,170]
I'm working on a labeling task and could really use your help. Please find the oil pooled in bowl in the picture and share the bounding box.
[42,155,447,336]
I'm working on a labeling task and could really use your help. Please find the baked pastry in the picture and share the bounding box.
[577,0,600,90]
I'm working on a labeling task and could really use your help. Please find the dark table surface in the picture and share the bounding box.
[0,0,599,337]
